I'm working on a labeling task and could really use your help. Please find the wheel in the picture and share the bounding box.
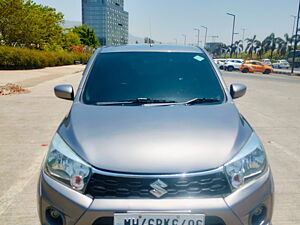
[220,66,224,70]
[263,69,271,74]
[242,68,249,73]
[227,66,234,72]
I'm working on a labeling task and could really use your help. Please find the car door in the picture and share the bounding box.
[252,62,264,72]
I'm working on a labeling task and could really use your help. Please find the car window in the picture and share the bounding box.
[82,52,225,105]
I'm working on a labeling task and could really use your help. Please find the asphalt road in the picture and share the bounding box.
[0,67,299,224]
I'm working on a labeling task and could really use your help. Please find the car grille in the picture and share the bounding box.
[85,171,231,199]
[92,217,226,225]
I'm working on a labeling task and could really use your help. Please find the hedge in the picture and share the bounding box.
[0,46,92,70]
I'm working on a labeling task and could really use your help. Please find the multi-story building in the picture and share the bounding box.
[82,0,128,46]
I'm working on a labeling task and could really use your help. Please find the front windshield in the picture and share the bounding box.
[82,52,225,105]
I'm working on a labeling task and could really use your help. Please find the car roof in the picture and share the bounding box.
[246,60,260,62]
[97,44,204,54]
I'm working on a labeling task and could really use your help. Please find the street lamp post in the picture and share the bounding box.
[227,13,236,58]
[194,28,200,47]
[201,26,208,48]
[182,34,187,45]
[291,0,300,75]
[241,28,246,52]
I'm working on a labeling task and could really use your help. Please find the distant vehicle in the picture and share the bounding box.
[224,59,244,71]
[272,60,290,69]
[287,50,300,68]
[240,60,273,74]
[213,58,227,69]
[261,59,272,66]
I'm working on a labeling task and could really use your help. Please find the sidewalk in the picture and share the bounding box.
[0,65,85,88]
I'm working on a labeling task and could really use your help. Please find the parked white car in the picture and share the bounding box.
[272,60,290,69]
[261,59,272,66]
[213,59,227,70]
[224,59,244,71]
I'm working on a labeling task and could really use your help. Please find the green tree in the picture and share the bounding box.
[60,30,82,50]
[0,0,64,49]
[73,25,100,48]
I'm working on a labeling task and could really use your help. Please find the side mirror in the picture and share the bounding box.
[230,83,247,99]
[54,85,74,101]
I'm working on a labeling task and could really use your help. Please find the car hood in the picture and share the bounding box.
[58,103,252,174]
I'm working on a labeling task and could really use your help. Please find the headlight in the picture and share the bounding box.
[44,133,91,192]
[225,133,267,190]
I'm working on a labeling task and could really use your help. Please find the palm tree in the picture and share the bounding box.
[286,33,294,51]
[233,40,243,58]
[262,33,277,59]
[222,44,232,57]
[246,35,257,58]
[276,34,291,57]
[292,33,300,51]
[276,37,284,55]
[254,40,264,59]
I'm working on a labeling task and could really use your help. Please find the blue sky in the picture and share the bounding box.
[33,0,299,45]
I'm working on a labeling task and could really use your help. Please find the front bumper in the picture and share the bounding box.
[38,169,274,225]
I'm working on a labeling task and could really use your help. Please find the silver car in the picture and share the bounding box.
[37,45,274,225]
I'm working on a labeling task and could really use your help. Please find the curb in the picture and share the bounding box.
[273,70,300,76]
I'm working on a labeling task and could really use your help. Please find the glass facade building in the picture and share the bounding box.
[82,0,128,46]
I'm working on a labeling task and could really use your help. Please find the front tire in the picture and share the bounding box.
[263,69,271,74]
[242,68,249,73]
[227,66,234,72]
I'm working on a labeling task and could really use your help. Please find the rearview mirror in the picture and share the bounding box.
[54,85,74,101]
[230,83,247,99]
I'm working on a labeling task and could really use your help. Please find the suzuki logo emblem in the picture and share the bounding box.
[150,179,168,198]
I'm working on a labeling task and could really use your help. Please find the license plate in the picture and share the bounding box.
[114,214,205,225]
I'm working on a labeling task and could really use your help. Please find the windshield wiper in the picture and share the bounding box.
[96,98,177,106]
[183,98,221,105]
[143,97,221,106]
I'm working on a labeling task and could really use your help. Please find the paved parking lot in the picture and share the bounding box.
[0,66,299,224]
